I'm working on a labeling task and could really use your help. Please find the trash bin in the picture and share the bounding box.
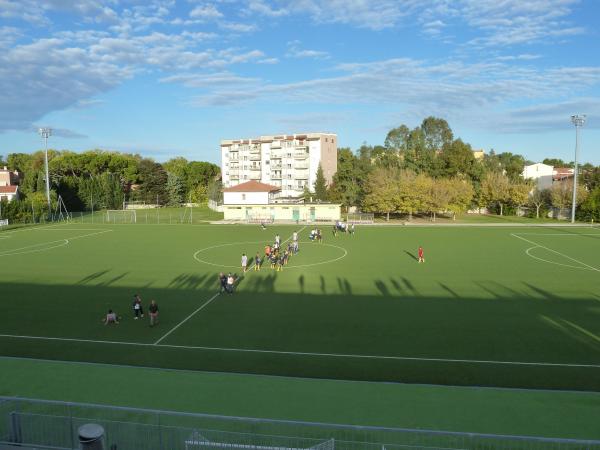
[78,423,104,450]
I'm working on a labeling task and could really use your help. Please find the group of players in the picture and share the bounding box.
[242,231,301,273]
[103,294,160,326]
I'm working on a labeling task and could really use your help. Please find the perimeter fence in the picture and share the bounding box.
[1,397,599,450]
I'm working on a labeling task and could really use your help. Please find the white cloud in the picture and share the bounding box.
[286,40,329,59]
[218,21,257,32]
[190,4,223,20]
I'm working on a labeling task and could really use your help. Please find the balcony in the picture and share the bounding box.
[270,172,282,179]
[269,152,282,159]
[250,165,261,171]
[271,164,282,170]
[249,172,261,180]
[249,145,261,153]
[249,154,261,161]
[294,171,309,179]
[294,152,309,159]
[230,174,240,180]
[294,162,309,170]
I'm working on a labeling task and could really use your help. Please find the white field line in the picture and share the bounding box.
[511,233,600,272]
[0,230,113,257]
[0,333,598,369]
[153,292,220,345]
[165,227,309,343]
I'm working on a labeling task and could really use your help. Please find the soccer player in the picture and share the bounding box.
[275,234,281,246]
[265,245,271,258]
[292,230,298,243]
[254,252,262,271]
[149,300,159,327]
[418,246,425,263]
[103,309,119,325]
[241,253,248,272]
[218,272,227,293]
[332,225,337,237]
[226,273,235,293]
[350,223,355,236]
[132,294,144,319]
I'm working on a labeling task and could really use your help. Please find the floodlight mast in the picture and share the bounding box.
[38,127,52,216]
[570,115,586,223]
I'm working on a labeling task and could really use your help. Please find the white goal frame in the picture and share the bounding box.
[0,219,8,227]
[106,209,137,223]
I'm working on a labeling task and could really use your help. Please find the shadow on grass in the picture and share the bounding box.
[0,279,599,391]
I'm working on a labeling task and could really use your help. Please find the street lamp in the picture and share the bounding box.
[570,115,586,223]
[38,127,52,216]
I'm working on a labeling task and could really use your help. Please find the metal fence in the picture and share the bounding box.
[1,397,599,450]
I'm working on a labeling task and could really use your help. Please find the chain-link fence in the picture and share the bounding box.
[1,397,598,450]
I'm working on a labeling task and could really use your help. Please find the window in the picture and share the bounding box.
[242,194,246,201]
[265,160,269,165]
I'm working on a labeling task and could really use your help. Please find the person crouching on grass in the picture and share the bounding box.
[149,300,159,327]
[104,309,119,325]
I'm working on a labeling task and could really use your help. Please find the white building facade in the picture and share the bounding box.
[220,133,337,198]
[522,163,554,190]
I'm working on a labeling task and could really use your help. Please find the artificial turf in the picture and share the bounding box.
[0,222,599,391]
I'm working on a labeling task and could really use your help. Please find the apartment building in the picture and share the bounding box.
[220,133,337,198]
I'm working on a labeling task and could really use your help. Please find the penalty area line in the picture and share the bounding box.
[0,333,598,369]
[153,292,221,345]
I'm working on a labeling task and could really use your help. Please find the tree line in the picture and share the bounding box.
[310,117,600,221]
[0,150,219,223]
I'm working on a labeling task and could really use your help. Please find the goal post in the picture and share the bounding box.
[0,219,8,227]
[106,209,137,223]
[346,213,374,224]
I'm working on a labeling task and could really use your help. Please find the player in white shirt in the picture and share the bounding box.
[241,253,248,272]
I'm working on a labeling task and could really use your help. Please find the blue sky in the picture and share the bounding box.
[1,0,599,164]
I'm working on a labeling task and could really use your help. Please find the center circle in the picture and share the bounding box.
[193,240,347,270]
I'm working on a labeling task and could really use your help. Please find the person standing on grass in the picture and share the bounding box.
[292,230,298,244]
[275,234,281,246]
[241,253,248,272]
[418,246,425,263]
[255,252,262,271]
[219,272,227,293]
[132,294,144,319]
[149,300,159,327]
[226,273,235,293]
[104,309,119,325]
[350,223,355,236]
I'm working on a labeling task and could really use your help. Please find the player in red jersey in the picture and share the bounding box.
[418,246,425,263]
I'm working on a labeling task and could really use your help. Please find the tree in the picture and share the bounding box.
[166,172,185,206]
[446,178,474,219]
[579,186,600,222]
[384,125,410,151]
[313,164,328,201]
[362,167,400,221]
[509,182,531,214]
[529,188,550,219]
[480,171,511,215]
[440,139,475,178]
[138,159,168,205]
[550,180,587,212]
[543,158,572,168]
[329,148,362,207]
[421,116,453,152]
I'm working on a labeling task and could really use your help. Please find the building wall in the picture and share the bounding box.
[522,163,554,190]
[223,191,269,205]
[0,171,11,187]
[224,203,341,222]
[221,133,337,198]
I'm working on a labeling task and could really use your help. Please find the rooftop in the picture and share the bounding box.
[223,180,281,193]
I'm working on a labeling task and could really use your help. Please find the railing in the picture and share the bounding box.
[294,152,308,159]
[1,397,599,450]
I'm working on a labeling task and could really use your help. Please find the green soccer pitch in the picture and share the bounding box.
[0,222,599,391]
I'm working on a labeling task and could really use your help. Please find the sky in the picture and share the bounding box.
[0,0,599,164]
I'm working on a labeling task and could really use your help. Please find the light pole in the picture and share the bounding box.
[38,127,52,216]
[570,115,586,223]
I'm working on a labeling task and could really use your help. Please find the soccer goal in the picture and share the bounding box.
[106,209,137,223]
[0,219,8,227]
[185,430,334,450]
[346,213,374,224]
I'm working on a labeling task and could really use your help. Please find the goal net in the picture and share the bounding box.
[0,219,8,227]
[123,201,158,209]
[185,430,334,450]
[346,213,374,224]
[106,209,137,223]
